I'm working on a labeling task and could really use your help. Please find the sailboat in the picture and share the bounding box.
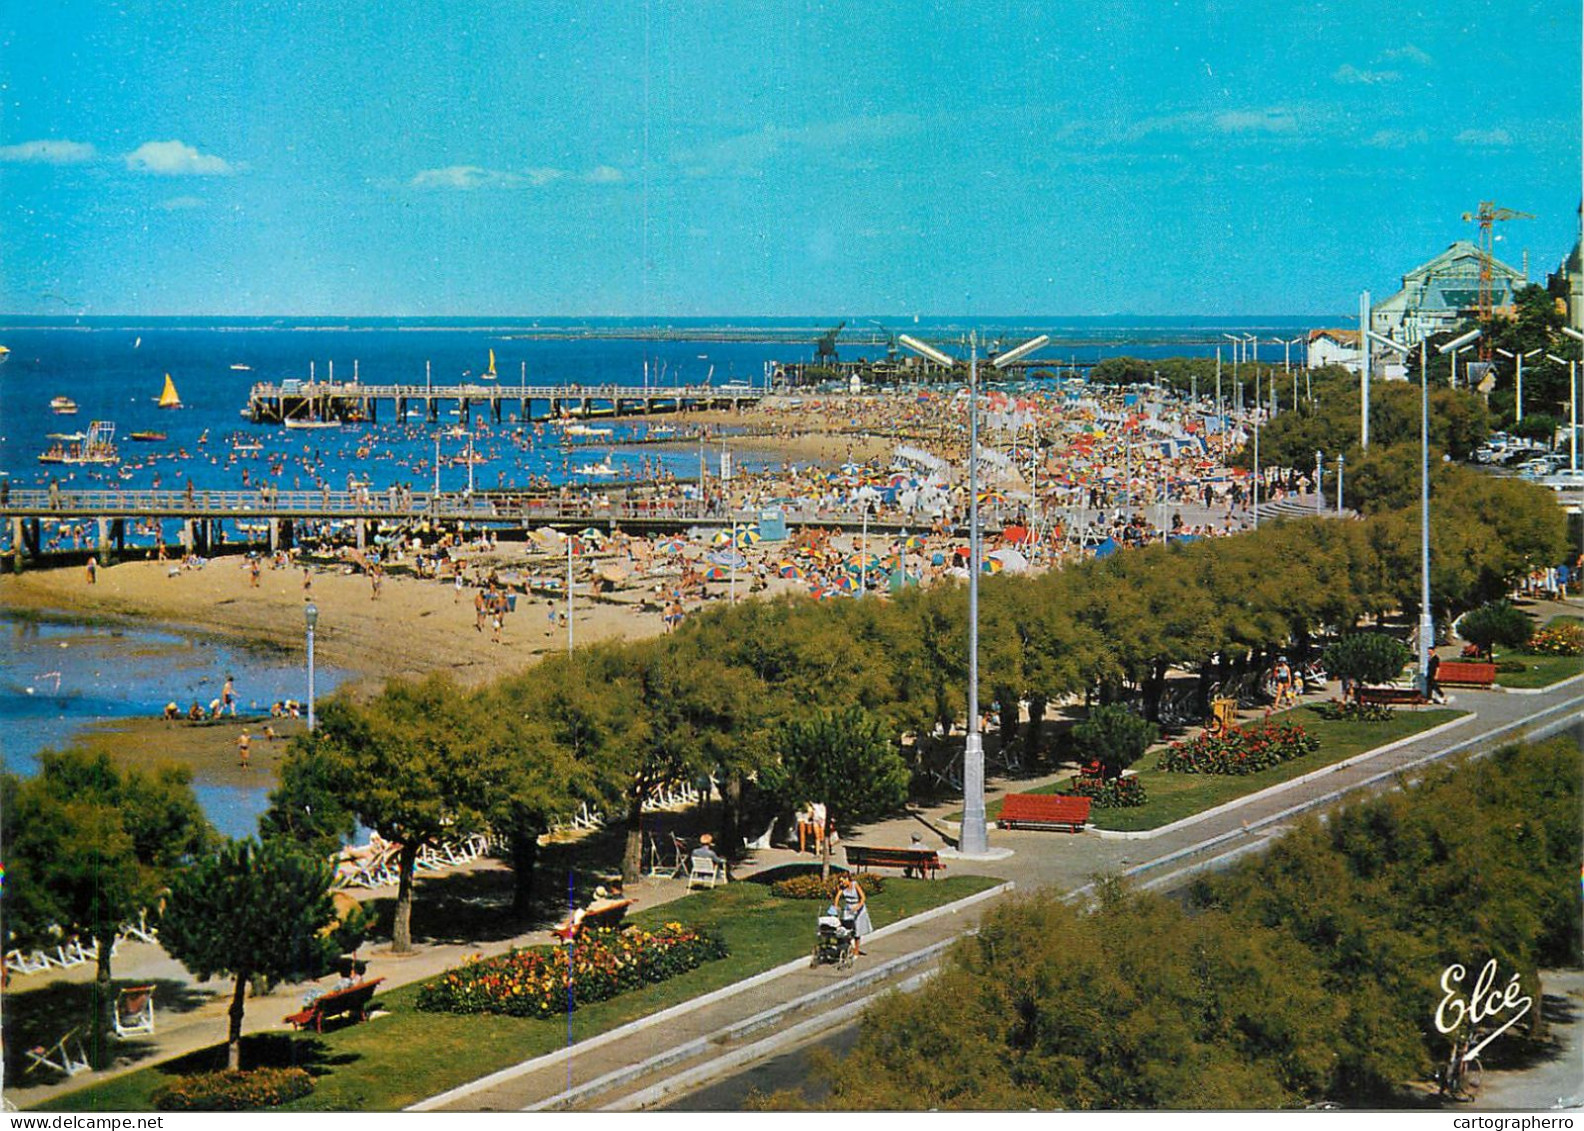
[156,373,183,409]
[483,349,498,380]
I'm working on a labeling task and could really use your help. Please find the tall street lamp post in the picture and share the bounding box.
[1432,328,1482,691]
[1560,325,1584,471]
[304,601,319,731]
[1494,347,1541,423]
[899,331,1048,858]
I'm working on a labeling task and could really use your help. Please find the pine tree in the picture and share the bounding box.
[160,838,339,1072]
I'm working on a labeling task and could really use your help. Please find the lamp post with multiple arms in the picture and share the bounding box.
[899,330,1048,858]
[304,601,319,731]
[1429,328,1482,690]
[1561,325,1584,471]
[1494,347,1541,423]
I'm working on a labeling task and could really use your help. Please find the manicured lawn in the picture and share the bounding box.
[1494,619,1584,689]
[972,706,1462,834]
[29,871,999,1113]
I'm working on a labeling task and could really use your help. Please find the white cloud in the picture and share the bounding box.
[1364,128,1428,149]
[585,165,624,184]
[1382,44,1433,66]
[0,139,97,164]
[125,140,234,176]
[1333,63,1400,85]
[159,195,206,211]
[1214,109,1298,134]
[1456,128,1511,147]
[409,164,563,189]
[679,113,922,177]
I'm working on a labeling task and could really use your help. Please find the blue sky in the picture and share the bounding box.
[0,0,1577,317]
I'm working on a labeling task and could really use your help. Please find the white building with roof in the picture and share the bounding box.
[1371,240,1525,343]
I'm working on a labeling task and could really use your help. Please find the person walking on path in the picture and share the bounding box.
[222,675,237,717]
[836,873,872,956]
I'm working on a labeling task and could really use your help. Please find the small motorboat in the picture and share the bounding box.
[50,396,79,415]
[128,431,168,442]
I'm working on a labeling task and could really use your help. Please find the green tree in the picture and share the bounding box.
[259,743,358,859]
[1456,600,1533,658]
[763,706,910,878]
[306,674,494,951]
[159,838,339,1071]
[1071,704,1158,779]
[1321,634,1411,692]
[1,751,211,1052]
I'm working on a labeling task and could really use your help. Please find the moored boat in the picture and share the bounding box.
[50,395,79,415]
[128,431,168,442]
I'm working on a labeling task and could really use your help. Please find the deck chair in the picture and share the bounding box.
[687,855,722,889]
[5,949,51,977]
[114,985,156,1038]
[25,1027,91,1077]
[120,909,159,945]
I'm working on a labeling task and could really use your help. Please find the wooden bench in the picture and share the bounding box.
[284,977,385,1033]
[843,844,945,879]
[1436,661,1497,688]
[1358,686,1428,706]
[549,898,633,941]
[997,793,1091,833]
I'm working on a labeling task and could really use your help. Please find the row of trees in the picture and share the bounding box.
[259,464,1564,944]
[784,736,1580,1109]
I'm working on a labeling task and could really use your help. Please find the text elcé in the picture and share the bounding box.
[1435,959,1533,1060]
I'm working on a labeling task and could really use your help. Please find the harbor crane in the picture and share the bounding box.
[1462,200,1533,357]
[815,321,845,367]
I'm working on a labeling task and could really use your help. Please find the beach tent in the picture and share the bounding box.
[1091,538,1120,559]
[987,547,1030,573]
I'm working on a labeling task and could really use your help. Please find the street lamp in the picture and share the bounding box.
[1427,327,1482,691]
[899,330,1048,859]
[1494,347,1541,423]
[304,601,319,731]
[1560,325,1584,471]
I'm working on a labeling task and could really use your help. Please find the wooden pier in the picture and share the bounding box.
[0,486,923,567]
[244,381,764,426]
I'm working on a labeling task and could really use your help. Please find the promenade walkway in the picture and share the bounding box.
[9,602,1581,1111]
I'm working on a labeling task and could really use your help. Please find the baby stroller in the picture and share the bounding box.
[813,910,856,970]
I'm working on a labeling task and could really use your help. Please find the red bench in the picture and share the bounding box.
[1436,661,1497,688]
[844,844,945,879]
[284,977,384,1033]
[997,793,1091,833]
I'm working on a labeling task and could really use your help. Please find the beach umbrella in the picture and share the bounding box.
[988,547,1029,573]
[710,530,735,546]
[735,527,762,548]
[833,575,857,592]
[580,527,606,542]
[778,561,806,579]
[702,565,729,581]
[903,534,926,551]
[655,536,689,554]
[707,550,749,569]
[976,490,1007,505]
[981,557,1005,575]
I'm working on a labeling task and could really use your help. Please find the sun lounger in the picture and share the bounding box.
[25,1027,91,1077]
[114,985,156,1038]
[5,948,51,977]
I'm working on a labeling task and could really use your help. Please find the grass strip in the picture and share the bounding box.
[29,872,998,1113]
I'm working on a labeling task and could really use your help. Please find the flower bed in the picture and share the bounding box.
[153,1068,314,1111]
[1066,775,1148,808]
[416,924,727,1018]
[1314,700,1396,723]
[1156,721,1320,775]
[1524,622,1584,657]
[771,872,886,900]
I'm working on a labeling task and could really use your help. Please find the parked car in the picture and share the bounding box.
[1540,468,1584,491]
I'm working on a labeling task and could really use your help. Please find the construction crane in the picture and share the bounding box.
[1462,201,1533,355]
[815,321,845,367]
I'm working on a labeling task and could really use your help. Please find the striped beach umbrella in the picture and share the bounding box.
[903,534,926,550]
[655,536,688,554]
[735,527,762,548]
[702,565,729,581]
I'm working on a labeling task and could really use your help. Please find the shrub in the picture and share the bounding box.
[1459,600,1533,658]
[1071,704,1159,779]
[1157,722,1320,775]
[1322,634,1412,687]
[1066,776,1148,808]
[415,923,727,1018]
[153,1067,314,1111]
[1525,622,1584,657]
[770,872,885,900]
[1314,700,1396,723]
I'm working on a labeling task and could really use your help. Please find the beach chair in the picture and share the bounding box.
[119,909,159,945]
[114,985,156,1038]
[341,842,401,888]
[25,1027,91,1078]
[5,948,51,977]
[687,855,722,889]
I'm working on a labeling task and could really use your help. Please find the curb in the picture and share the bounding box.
[1086,713,1476,841]
[1068,690,1584,903]
[407,880,1014,1112]
[1500,670,1584,696]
